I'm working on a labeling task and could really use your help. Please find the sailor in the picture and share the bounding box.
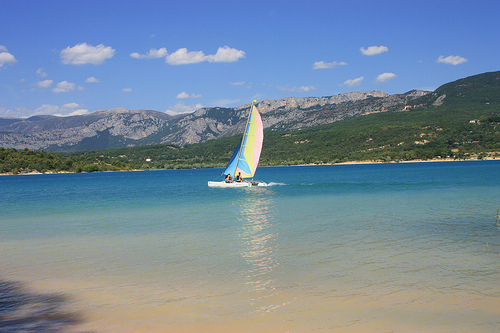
[224,174,232,183]
[235,172,244,182]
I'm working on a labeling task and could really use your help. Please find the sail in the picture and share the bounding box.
[223,103,263,178]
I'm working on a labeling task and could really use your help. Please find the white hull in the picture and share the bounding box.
[208,181,267,188]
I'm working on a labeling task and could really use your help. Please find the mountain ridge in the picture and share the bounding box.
[1,71,498,152]
[0,90,427,151]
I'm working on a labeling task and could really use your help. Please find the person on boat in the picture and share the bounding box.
[224,174,232,183]
[235,172,244,182]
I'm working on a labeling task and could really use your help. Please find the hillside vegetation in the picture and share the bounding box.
[1,71,499,174]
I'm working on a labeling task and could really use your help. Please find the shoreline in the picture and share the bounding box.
[333,156,498,166]
[1,157,498,176]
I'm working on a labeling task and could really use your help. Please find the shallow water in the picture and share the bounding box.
[1,161,500,332]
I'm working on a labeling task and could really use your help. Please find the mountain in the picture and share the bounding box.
[1,71,498,152]
[0,91,427,152]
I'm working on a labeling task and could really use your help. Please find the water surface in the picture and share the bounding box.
[1,161,499,332]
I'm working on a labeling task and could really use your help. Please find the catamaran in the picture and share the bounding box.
[208,101,267,188]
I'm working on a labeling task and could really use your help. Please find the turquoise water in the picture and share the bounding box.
[1,161,500,332]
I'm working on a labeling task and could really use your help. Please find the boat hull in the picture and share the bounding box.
[207,181,267,188]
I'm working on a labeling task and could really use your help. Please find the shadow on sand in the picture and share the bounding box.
[0,278,86,332]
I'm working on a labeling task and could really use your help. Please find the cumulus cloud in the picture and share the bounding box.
[60,43,115,65]
[56,103,89,116]
[340,77,364,87]
[130,47,168,59]
[34,104,60,115]
[176,91,202,99]
[52,80,82,93]
[56,103,88,116]
[176,92,190,99]
[376,72,397,83]
[313,60,347,69]
[206,46,246,63]
[436,55,468,65]
[64,109,89,116]
[360,46,389,56]
[277,85,316,93]
[148,46,246,65]
[166,48,207,65]
[85,76,100,83]
[0,45,18,68]
[0,106,28,118]
[36,67,47,77]
[122,88,132,92]
[130,45,245,65]
[34,80,53,88]
[165,102,204,115]
[0,104,88,118]
[33,103,88,117]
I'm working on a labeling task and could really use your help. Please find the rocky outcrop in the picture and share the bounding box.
[0,90,429,151]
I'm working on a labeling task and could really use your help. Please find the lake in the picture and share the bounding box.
[1,161,500,332]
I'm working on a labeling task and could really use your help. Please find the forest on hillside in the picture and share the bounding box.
[2,105,499,174]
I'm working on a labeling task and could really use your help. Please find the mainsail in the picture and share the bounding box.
[223,102,263,178]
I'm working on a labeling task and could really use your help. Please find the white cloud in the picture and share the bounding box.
[130,46,245,65]
[206,46,245,63]
[277,85,316,93]
[436,55,468,65]
[0,106,33,118]
[130,47,168,59]
[176,92,189,99]
[62,102,82,109]
[36,67,47,77]
[376,72,397,83]
[32,103,89,117]
[165,102,204,115]
[123,88,132,92]
[85,76,100,83]
[0,104,89,118]
[313,60,347,69]
[360,46,389,56]
[60,43,115,65]
[166,48,206,65]
[0,45,18,68]
[176,91,202,99]
[34,79,53,88]
[164,46,245,65]
[34,104,59,115]
[340,77,364,87]
[65,109,89,116]
[230,81,245,86]
[55,103,88,116]
[52,80,79,93]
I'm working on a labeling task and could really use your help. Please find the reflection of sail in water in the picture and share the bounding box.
[238,190,284,312]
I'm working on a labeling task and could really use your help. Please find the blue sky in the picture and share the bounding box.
[1,0,498,118]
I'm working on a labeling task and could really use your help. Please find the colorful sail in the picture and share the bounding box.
[223,102,263,178]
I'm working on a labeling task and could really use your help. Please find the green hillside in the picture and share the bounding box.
[410,71,500,108]
[2,71,499,174]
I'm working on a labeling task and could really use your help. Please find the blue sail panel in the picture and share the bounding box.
[223,141,241,176]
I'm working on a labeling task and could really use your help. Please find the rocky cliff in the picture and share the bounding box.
[0,90,428,151]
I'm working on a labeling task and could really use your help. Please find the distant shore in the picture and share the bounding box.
[334,156,498,166]
[2,157,498,176]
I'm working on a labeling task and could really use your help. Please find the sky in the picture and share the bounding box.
[0,0,498,118]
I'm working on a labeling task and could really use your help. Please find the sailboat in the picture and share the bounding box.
[208,101,267,188]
